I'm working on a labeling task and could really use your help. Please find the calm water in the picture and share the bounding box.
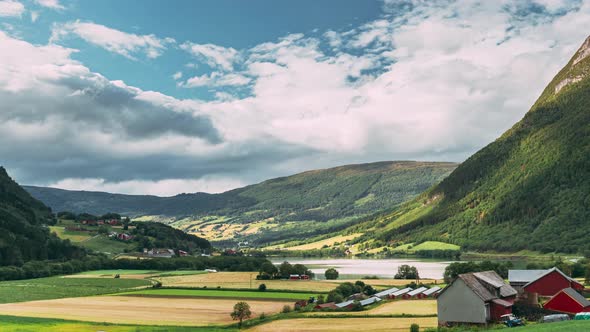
[270,257,455,279]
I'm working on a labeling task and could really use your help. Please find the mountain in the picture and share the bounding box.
[0,167,84,266]
[25,161,457,244]
[351,35,590,254]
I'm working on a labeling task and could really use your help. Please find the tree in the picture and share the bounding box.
[394,264,419,280]
[325,268,339,280]
[230,301,252,328]
[258,283,267,292]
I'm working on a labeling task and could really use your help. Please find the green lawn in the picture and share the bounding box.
[0,315,236,332]
[120,288,317,300]
[0,277,151,304]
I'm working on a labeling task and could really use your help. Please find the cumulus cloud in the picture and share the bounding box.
[0,0,24,17]
[180,42,239,71]
[35,0,63,10]
[50,21,175,59]
[181,72,251,88]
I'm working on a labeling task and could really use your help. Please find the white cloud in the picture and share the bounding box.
[50,21,175,59]
[180,42,239,71]
[35,0,63,10]
[172,71,182,80]
[0,0,24,17]
[182,72,251,88]
[30,10,38,22]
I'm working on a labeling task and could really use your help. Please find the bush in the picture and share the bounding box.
[258,283,267,291]
[325,268,339,280]
[410,323,419,332]
[259,312,266,320]
[282,305,292,313]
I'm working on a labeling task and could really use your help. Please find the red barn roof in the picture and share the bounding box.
[520,268,582,296]
[544,288,590,314]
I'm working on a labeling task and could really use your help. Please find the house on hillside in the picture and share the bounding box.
[543,288,590,314]
[509,267,584,297]
[419,286,441,298]
[403,287,428,299]
[389,287,412,299]
[178,250,189,256]
[117,233,132,241]
[314,302,338,310]
[374,287,398,298]
[437,271,517,325]
[146,248,175,258]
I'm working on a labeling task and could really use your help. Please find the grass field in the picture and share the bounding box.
[0,296,289,326]
[0,277,151,303]
[510,321,590,331]
[251,317,438,332]
[156,270,208,277]
[48,226,94,242]
[305,300,437,317]
[0,315,236,332]
[332,278,442,288]
[78,269,157,275]
[121,288,318,300]
[280,233,363,251]
[158,272,340,292]
[78,235,132,254]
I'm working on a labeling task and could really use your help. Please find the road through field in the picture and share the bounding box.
[0,296,289,326]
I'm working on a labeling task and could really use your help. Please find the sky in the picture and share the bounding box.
[1,0,589,196]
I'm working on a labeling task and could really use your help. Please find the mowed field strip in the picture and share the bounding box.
[0,296,290,326]
[250,317,438,332]
[158,272,341,292]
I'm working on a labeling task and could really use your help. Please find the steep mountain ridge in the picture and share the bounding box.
[351,35,590,254]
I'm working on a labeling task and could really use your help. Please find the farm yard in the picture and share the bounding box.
[0,296,290,326]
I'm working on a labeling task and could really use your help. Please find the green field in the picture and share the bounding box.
[78,235,133,254]
[449,321,590,332]
[121,288,318,300]
[0,277,151,304]
[78,269,157,275]
[156,270,208,277]
[0,315,236,332]
[48,226,94,242]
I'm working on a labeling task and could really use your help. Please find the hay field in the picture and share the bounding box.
[0,296,289,326]
[331,279,442,287]
[305,300,437,316]
[158,272,339,292]
[280,233,363,251]
[250,317,437,332]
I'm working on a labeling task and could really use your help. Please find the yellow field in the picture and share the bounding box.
[0,296,289,326]
[158,272,339,292]
[250,317,437,332]
[48,227,93,242]
[279,233,363,251]
[332,279,442,287]
[304,300,437,316]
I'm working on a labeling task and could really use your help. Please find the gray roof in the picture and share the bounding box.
[359,297,381,306]
[560,288,590,307]
[335,300,355,308]
[508,269,548,283]
[407,287,428,296]
[391,287,413,296]
[439,270,517,302]
[374,287,399,298]
[422,286,441,296]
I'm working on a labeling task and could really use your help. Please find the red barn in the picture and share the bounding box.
[543,288,590,314]
[509,268,584,297]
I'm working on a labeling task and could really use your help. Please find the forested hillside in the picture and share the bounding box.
[0,167,85,266]
[350,35,590,254]
[26,161,456,245]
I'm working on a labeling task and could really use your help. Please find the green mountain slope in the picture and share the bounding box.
[0,167,85,265]
[25,161,456,244]
[353,35,590,254]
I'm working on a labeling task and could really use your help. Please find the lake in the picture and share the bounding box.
[270,257,455,279]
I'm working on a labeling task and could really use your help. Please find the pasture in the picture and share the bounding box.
[279,233,363,251]
[0,277,151,304]
[121,288,318,301]
[48,226,94,242]
[0,296,289,326]
[250,317,438,332]
[158,271,340,292]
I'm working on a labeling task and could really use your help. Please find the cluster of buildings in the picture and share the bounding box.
[80,219,122,226]
[437,267,588,326]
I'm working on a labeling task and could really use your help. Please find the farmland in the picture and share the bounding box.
[305,300,437,316]
[277,233,364,251]
[0,277,151,304]
[250,317,438,332]
[122,288,318,301]
[0,296,290,326]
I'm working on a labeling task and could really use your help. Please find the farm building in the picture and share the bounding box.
[389,287,412,299]
[335,300,355,309]
[437,271,517,325]
[294,300,308,310]
[289,274,310,280]
[359,297,381,307]
[543,288,590,314]
[314,302,338,310]
[374,287,399,298]
[146,248,175,258]
[509,267,584,296]
[117,233,132,241]
[419,286,441,298]
[403,287,428,299]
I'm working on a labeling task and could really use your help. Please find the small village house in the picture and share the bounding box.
[543,288,590,314]
[178,250,189,256]
[117,233,132,241]
[403,286,428,299]
[145,248,175,258]
[437,271,517,325]
[289,274,310,280]
[508,267,584,297]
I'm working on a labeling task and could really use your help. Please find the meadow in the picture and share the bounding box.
[0,277,151,303]
[121,288,318,301]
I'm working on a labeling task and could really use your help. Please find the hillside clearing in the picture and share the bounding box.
[0,296,289,326]
[279,233,363,251]
[250,317,437,332]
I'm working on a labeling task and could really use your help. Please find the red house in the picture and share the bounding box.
[543,288,590,314]
[509,267,584,297]
[289,274,310,280]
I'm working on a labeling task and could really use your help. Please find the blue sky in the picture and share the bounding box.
[1,0,589,195]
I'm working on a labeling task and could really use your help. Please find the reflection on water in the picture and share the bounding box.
[269,257,455,279]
